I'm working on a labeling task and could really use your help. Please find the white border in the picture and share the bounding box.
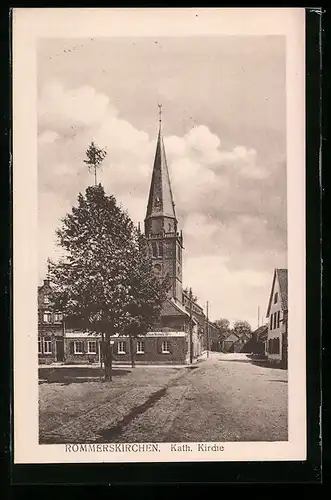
[13,7,306,464]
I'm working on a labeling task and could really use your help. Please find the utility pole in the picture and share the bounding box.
[258,305,260,328]
[189,287,193,364]
[206,301,210,358]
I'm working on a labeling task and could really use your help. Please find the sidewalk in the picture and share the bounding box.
[39,351,209,370]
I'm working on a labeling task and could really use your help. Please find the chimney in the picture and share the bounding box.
[43,279,50,287]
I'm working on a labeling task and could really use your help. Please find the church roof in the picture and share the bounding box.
[145,125,176,220]
[161,298,190,318]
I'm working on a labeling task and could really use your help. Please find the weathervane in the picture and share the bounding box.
[158,103,163,125]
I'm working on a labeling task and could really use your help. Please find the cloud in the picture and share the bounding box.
[38,130,60,144]
[38,80,287,323]
[38,81,116,132]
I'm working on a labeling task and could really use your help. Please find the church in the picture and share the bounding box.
[38,113,206,365]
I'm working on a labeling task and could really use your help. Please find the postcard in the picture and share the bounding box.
[12,7,306,464]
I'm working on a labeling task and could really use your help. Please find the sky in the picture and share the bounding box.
[37,36,287,327]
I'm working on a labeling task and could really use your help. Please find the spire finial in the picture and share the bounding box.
[158,103,163,126]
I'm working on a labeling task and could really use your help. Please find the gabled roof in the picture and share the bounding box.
[223,331,239,342]
[277,269,288,310]
[145,125,176,221]
[266,268,288,317]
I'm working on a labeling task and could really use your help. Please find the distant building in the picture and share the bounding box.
[222,332,239,352]
[266,268,288,368]
[249,324,268,356]
[221,330,252,353]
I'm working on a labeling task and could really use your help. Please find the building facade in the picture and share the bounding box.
[38,278,65,364]
[266,268,288,367]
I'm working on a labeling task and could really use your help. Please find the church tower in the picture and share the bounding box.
[144,106,184,304]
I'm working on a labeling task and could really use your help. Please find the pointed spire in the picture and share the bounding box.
[145,105,176,221]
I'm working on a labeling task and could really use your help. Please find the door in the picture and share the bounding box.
[56,339,65,362]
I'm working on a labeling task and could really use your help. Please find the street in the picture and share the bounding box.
[39,352,287,444]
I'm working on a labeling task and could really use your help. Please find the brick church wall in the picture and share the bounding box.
[112,335,187,365]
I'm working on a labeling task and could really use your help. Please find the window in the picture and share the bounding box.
[274,292,278,304]
[269,314,273,331]
[277,311,281,329]
[54,313,63,323]
[44,340,52,354]
[38,338,42,354]
[87,341,97,354]
[268,337,280,355]
[43,295,50,304]
[162,340,170,353]
[137,341,144,354]
[74,341,84,354]
[158,242,163,257]
[118,341,126,354]
[152,242,157,257]
[43,312,51,323]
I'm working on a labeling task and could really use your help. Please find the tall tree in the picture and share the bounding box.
[48,184,167,379]
[84,141,107,186]
[232,320,252,338]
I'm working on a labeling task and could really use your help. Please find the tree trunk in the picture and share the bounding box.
[129,334,136,368]
[103,334,113,381]
[100,333,104,370]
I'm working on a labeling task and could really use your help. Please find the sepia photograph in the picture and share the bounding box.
[13,8,306,464]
